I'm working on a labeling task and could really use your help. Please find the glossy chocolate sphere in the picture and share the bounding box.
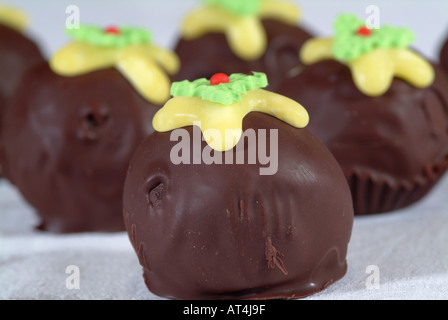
[124,112,354,300]
[1,62,158,233]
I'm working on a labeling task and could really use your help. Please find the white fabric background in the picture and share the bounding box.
[1,0,448,300]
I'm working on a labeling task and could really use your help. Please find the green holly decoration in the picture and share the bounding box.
[200,0,263,16]
[171,72,269,105]
[333,14,415,61]
[66,24,152,48]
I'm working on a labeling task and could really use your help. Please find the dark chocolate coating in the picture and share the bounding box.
[277,60,448,215]
[0,24,45,177]
[173,19,313,91]
[0,90,4,117]
[0,24,44,100]
[1,62,158,233]
[123,113,354,300]
[441,37,448,74]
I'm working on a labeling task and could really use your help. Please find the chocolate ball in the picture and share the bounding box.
[1,62,157,233]
[173,19,313,91]
[123,112,354,300]
[277,60,448,215]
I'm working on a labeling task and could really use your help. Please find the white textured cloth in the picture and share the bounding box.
[1,175,448,300]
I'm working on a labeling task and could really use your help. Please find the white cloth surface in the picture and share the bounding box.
[1,0,448,301]
[1,176,448,300]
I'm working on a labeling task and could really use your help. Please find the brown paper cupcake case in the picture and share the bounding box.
[346,156,448,215]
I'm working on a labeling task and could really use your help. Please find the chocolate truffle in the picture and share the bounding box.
[123,73,354,300]
[277,14,448,215]
[173,0,313,91]
[1,25,179,233]
[441,36,448,74]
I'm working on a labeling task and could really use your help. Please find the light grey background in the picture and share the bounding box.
[9,0,448,61]
[1,0,448,300]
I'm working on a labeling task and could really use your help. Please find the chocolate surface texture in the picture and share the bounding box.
[124,112,354,300]
[1,62,158,233]
[277,60,448,215]
[441,37,448,75]
[173,19,313,91]
[0,24,44,101]
[0,24,45,176]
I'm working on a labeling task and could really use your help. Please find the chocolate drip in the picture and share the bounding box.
[265,237,288,276]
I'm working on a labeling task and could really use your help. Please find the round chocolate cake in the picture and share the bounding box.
[277,14,448,215]
[441,36,448,74]
[173,0,313,91]
[1,63,157,233]
[1,25,179,233]
[174,19,312,91]
[123,73,354,300]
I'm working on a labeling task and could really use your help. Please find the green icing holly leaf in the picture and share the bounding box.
[66,24,152,48]
[333,14,415,61]
[171,72,269,105]
[200,0,263,16]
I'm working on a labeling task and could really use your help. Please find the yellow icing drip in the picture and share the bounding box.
[153,89,309,151]
[387,48,435,89]
[181,0,300,61]
[300,37,334,65]
[181,6,266,61]
[258,0,300,25]
[300,38,435,97]
[348,49,394,96]
[50,42,180,105]
[349,48,435,96]
[0,5,28,32]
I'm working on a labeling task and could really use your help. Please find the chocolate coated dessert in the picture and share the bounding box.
[1,24,179,233]
[123,72,354,300]
[173,0,313,91]
[277,14,448,215]
[1,63,157,233]
[0,23,44,103]
[278,60,448,215]
[174,19,312,91]
[441,37,448,74]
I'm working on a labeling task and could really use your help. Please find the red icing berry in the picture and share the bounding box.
[356,26,372,37]
[104,26,121,35]
[210,73,230,86]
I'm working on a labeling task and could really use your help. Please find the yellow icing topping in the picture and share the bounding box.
[300,37,334,65]
[258,0,300,24]
[50,42,180,105]
[0,5,28,32]
[300,38,435,97]
[181,0,300,61]
[348,48,434,96]
[153,88,309,151]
